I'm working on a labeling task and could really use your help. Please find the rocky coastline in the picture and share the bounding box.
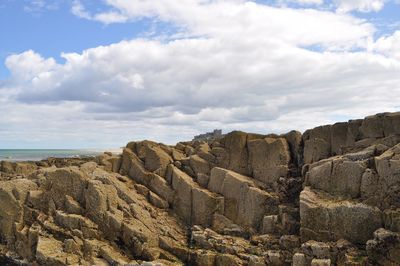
[1,112,400,265]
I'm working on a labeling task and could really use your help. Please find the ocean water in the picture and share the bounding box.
[0,149,103,162]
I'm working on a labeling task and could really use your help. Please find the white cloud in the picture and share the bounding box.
[374,31,400,60]
[1,0,400,147]
[334,0,386,13]
[71,0,91,20]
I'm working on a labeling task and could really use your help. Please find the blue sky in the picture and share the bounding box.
[0,1,151,78]
[0,0,400,148]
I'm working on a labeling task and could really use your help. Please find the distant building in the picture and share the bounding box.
[193,129,223,141]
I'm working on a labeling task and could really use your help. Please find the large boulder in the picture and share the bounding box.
[219,131,250,175]
[135,141,173,177]
[373,143,400,208]
[171,166,223,226]
[306,157,367,198]
[248,137,291,185]
[303,125,332,164]
[44,168,90,208]
[0,179,37,244]
[0,161,37,176]
[300,187,382,244]
[208,167,278,230]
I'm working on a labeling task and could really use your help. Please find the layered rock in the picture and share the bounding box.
[1,111,400,265]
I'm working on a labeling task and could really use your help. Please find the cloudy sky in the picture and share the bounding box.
[1,0,400,148]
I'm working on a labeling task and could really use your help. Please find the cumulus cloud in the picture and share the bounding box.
[1,0,400,146]
[374,31,400,60]
[334,0,386,13]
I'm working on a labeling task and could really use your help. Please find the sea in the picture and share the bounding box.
[0,149,104,162]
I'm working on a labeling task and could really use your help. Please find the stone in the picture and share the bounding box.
[171,166,196,224]
[45,168,89,208]
[306,158,366,198]
[215,253,242,266]
[300,187,382,244]
[84,180,119,224]
[159,236,190,262]
[208,167,279,230]
[190,155,211,177]
[196,143,216,163]
[220,131,250,175]
[148,173,175,204]
[304,138,331,165]
[27,190,45,210]
[193,251,216,266]
[135,141,173,177]
[366,228,400,265]
[384,209,400,232]
[197,173,210,188]
[262,215,279,234]
[0,161,37,176]
[192,187,224,227]
[248,137,291,184]
[172,149,185,161]
[279,235,300,250]
[303,125,332,164]
[135,183,150,197]
[171,166,223,226]
[119,148,136,175]
[149,191,169,209]
[284,130,303,166]
[248,255,265,266]
[64,195,83,215]
[36,236,80,265]
[264,250,283,266]
[301,240,331,259]
[360,114,384,139]
[3,111,400,265]
[383,112,400,137]
[0,179,38,244]
[311,259,331,266]
[293,253,307,266]
[331,122,348,156]
[99,245,130,265]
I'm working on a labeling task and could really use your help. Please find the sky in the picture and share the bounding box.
[0,0,400,149]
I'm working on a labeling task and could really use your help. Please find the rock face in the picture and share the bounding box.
[1,111,400,265]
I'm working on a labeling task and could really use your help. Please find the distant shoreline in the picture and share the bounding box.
[0,148,122,162]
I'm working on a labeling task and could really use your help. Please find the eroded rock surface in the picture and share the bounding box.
[1,112,400,265]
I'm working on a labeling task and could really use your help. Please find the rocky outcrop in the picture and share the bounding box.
[1,111,400,265]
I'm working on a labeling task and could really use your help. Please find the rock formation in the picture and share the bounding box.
[1,112,400,265]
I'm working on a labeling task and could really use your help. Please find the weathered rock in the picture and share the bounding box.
[135,141,173,177]
[248,137,291,185]
[45,167,89,208]
[303,125,332,164]
[366,228,400,265]
[220,131,250,175]
[171,166,223,226]
[306,158,367,198]
[190,155,211,177]
[293,253,307,266]
[209,167,279,231]
[0,179,38,244]
[262,215,279,234]
[311,258,331,266]
[360,114,385,139]
[0,161,37,176]
[300,187,382,244]
[3,111,400,265]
